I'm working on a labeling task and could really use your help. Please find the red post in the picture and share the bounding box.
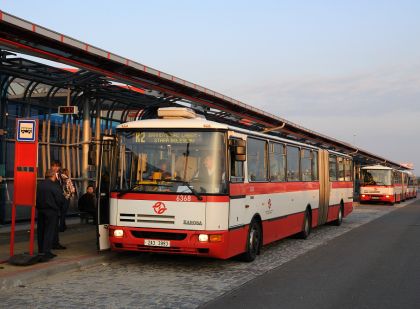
[9,202,16,256]
[10,119,39,257]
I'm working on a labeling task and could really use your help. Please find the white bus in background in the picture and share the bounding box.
[405,171,418,199]
[360,165,403,205]
[106,107,353,261]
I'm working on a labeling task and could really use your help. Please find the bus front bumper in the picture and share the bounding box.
[360,194,395,203]
[108,226,245,259]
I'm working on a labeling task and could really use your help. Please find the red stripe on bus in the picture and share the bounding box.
[331,181,353,189]
[361,185,393,188]
[230,182,320,196]
[110,192,229,203]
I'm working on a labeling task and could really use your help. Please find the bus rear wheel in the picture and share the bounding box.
[240,219,262,262]
[298,210,311,239]
[334,205,343,226]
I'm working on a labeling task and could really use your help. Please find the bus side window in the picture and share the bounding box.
[301,149,312,181]
[329,155,337,181]
[269,142,286,182]
[312,150,319,181]
[286,145,300,181]
[338,157,345,181]
[230,160,244,183]
[247,138,267,182]
[230,139,244,183]
[344,159,352,181]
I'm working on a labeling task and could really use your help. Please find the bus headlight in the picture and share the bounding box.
[385,195,390,198]
[114,229,124,237]
[198,234,209,242]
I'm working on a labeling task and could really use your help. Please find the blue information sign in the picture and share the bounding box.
[17,119,36,142]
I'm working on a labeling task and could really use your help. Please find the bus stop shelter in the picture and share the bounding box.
[0,10,409,224]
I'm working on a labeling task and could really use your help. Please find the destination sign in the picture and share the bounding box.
[135,132,201,144]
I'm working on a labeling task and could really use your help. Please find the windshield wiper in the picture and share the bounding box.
[118,182,173,197]
[167,179,203,201]
[117,183,146,197]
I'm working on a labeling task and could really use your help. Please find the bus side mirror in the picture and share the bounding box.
[229,139,246,161]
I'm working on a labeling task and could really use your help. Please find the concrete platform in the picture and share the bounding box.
[0,218,115,290]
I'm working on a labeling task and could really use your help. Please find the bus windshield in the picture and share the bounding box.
[361,169,392,186]
[113,130,227,195]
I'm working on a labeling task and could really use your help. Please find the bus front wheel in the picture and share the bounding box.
[240,219,262,262]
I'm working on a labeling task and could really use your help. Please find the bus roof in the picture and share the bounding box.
[117,117,229,130]
[361,165,393,170]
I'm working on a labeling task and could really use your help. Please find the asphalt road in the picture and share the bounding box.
[201,199,420,309]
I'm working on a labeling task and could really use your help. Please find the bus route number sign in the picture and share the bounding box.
[135,132,199,144]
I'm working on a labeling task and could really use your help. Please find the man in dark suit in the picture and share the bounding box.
[36,169,65,262]
[50,160,67,250]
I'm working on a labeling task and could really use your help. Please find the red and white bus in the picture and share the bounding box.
[405,171,418,199]
[107,107,353,261]
[360,165,403,205]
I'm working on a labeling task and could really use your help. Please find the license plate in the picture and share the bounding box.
[144,239,170,247]
[371,197,380,200]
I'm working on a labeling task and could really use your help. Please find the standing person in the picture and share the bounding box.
[50,160,66,249]
[51,160,63,186]
[60,168,76,232]
[36,169,65,262]
[78,185,97,224]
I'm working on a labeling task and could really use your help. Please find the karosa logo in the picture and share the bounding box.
[153,201,167,214]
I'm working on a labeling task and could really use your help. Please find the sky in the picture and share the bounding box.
[2,1,420,174]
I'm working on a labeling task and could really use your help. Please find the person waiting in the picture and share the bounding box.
[36,169,65,262]
[50,160,67,250]
[78,185,97,223]
[60,168,76,232]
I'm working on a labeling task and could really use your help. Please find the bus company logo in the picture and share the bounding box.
[153,201,167,214]
[268,199,272,209]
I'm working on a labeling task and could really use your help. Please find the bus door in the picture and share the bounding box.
[96,135,117,251]
[318,150,330,225]
[228,138,247,228]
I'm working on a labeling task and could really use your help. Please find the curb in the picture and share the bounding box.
[0,251,117,290]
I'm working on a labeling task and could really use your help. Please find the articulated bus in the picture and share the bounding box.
[105,107,353,261]
[405,171,418,199]
[360,165,403,205]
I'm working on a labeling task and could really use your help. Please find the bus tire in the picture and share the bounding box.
[298,210,311,239]
[334,205,343,226]
[240,218,262,262]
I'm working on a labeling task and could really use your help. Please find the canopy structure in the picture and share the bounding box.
[0,10,408,169]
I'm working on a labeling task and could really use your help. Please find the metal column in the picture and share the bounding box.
[81,96,90,194]
[95,99,101,166]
